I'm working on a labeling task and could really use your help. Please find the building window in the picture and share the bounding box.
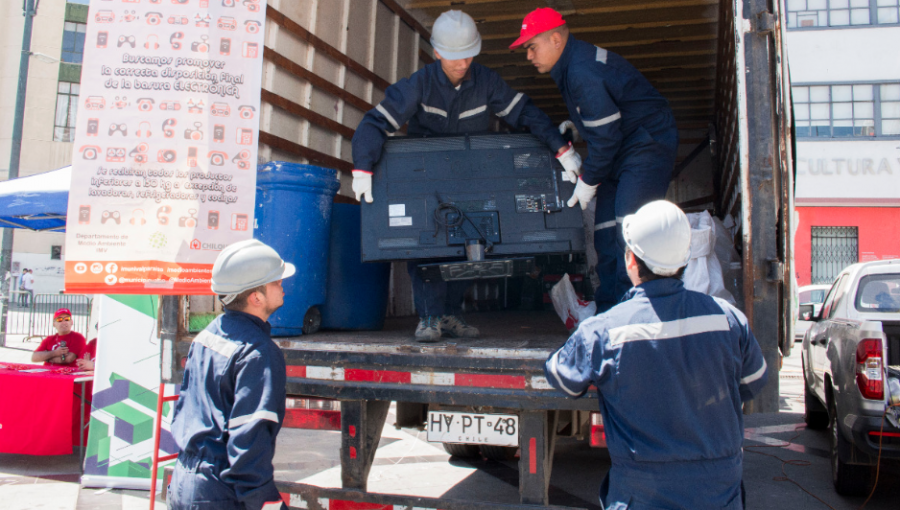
[53,82,79,142]
[793,83,900,138]
[61,22,86,64]
[883,83,900,135]
[51,246,62,260]
[811,226,858,285]
[877,0,900,23]
[786,0,900,28]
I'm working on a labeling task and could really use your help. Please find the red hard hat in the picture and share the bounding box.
[509,8,566,50]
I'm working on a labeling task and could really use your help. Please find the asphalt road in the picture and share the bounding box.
[0,343,898,509]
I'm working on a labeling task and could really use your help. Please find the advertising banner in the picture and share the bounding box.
[81,295,178,490]
[65,0,267,295]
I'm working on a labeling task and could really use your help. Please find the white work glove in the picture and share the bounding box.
[567,177,599,210]
[556,142,582,184]
[559,120,581,143]
[352,170,373,203]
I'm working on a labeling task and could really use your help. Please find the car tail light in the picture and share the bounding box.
[856,339,883,400]
[590,412,607,448]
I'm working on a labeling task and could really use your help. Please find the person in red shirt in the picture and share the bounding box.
[31,308,86,366]
[76,338,96,371]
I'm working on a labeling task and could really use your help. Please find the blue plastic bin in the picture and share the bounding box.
[321,203,391,330]
[255,162,340,336]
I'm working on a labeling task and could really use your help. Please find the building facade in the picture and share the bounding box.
[0,0,89,293]
[785,0,900,286]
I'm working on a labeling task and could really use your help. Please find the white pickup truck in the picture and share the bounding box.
[800,259,900,496]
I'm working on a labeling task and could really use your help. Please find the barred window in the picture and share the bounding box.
[786,0,900,27]
[793,83,899,138]
[53,82,80,142]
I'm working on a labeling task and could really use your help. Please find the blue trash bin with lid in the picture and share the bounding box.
[255,161,340,336]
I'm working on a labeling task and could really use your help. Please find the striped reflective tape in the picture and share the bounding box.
[496,92,523,118]
[608,314,732,346]
[286,366,545,389]
[420,103,448,117]
[545,350,581,397]
[459,104,487,119]
[582,111,621,128]
[376,103,400,131]
[193,331,238,358]
[741,359,768,385]
[229,410,279,429]
[594,216,624,231]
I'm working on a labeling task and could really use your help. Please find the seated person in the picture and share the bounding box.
[76,338,96,371]
[860,281,898,310]
[31,308,86,366]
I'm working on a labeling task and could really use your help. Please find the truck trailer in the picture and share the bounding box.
[160,0,796,508]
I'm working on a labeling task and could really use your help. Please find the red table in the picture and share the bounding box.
[0,362,92,455]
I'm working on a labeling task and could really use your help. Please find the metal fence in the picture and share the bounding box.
[3,293,93,340]
[5,291,34,336]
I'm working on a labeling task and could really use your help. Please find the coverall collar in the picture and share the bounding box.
[433,60,475,92]
[622,278,685,301]
[549,33,577,84]
[223,307,272,335]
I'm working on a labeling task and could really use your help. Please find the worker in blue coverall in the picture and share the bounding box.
[545,201,769,509]
[351,10,583,342]
[510,8,679,313]
[169,239,295,510]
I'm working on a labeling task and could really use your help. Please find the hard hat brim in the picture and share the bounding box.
[432,38,481,60]
[281,262,296,281]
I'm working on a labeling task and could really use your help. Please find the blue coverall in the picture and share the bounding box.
[545,279,768,509]
[169,309,287,510]
[550,35,679,313]
[352,60,567,318]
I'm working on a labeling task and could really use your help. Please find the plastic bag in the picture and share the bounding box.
[550,273,597,332]
[684,211,736,305]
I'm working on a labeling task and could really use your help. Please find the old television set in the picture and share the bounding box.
[361,133,585,281]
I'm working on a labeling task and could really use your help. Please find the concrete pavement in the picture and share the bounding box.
[0,341,898,509]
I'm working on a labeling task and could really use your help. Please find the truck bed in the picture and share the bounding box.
[276,310,571,360]
[275,310,596,410]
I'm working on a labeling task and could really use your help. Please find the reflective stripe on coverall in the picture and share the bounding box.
[352,60,567,317]
[545,279,768,509]
[169,309,287,510]
[549,35,679,312]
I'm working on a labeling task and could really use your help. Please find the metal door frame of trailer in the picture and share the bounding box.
[732,0,795,413]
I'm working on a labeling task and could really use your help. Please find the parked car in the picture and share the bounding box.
[800,260,900,495]
[795,284,832,342]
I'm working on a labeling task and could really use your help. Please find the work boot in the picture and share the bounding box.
[441,315,479,338]
[415,316,442,343]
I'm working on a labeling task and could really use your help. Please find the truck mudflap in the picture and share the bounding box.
[275,482,588,509]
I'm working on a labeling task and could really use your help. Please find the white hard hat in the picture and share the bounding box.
[621,200,692,277]
[431,10,481,60]
[211,239,295,303]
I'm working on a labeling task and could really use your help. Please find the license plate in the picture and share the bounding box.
[426,411,519,447]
